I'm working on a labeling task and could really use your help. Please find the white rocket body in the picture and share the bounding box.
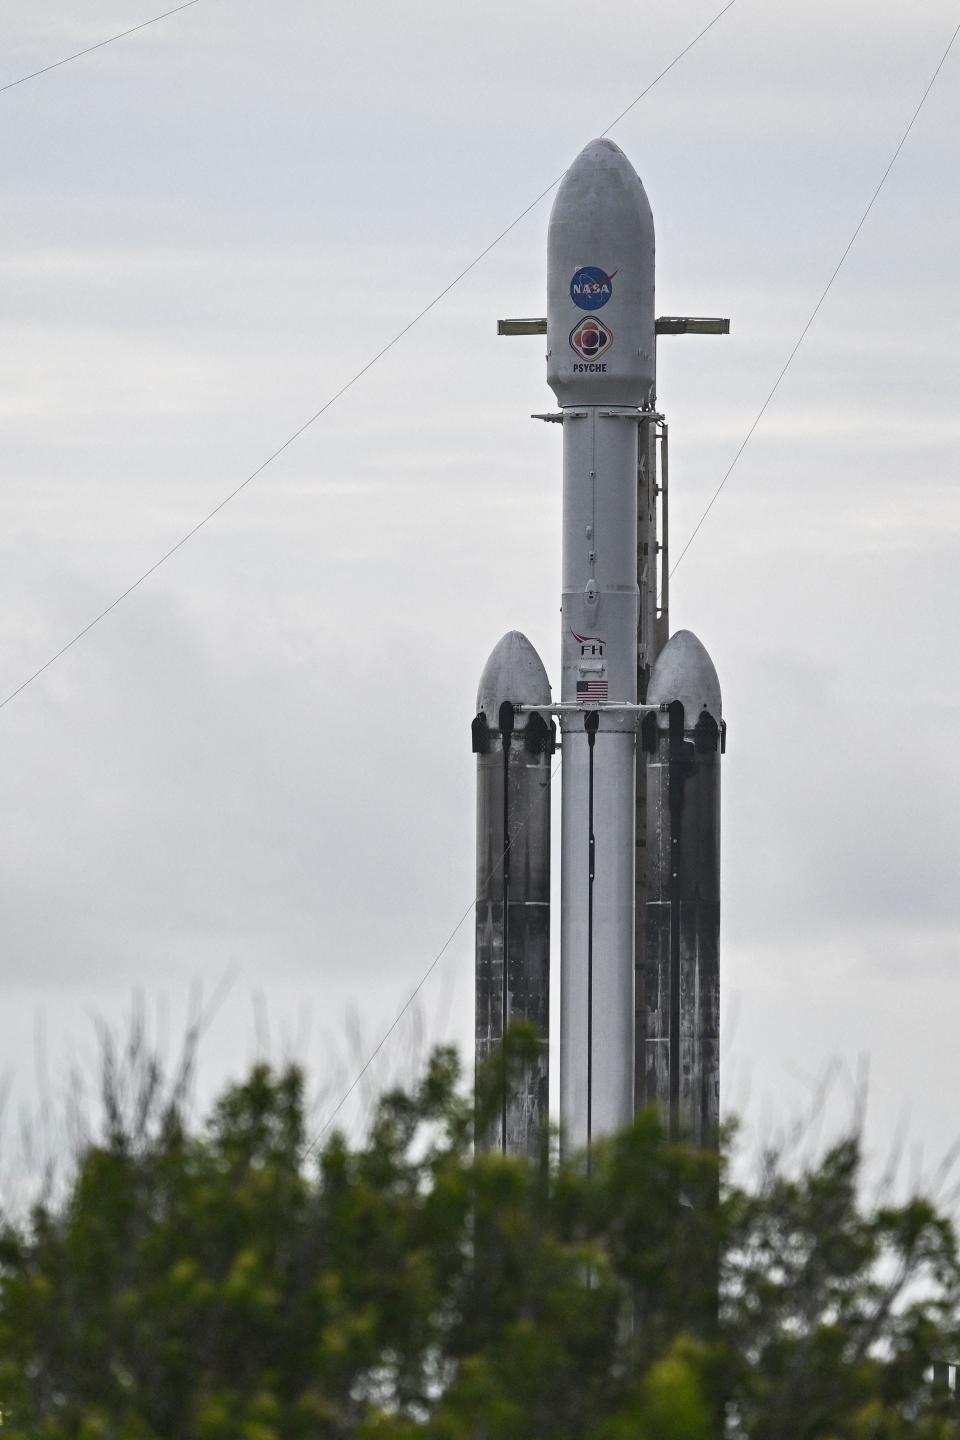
[473,137,723,1161]
[547,139,657,1148]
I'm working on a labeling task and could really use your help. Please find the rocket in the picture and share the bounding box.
[641,630,723,1145]
[473,138,726,1154]
[472,632,554,1156]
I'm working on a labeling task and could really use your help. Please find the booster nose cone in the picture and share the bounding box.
[476,630,551,719]
[547,137,655,408]
[647,629,721,720]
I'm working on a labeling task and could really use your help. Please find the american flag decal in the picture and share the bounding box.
[576,679,608,702]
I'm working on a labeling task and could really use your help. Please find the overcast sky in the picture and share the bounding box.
[2,0,959,1186]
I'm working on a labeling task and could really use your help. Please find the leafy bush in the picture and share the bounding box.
[1,1028,958,1438]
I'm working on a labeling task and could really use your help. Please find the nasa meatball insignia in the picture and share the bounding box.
[569,265,616,310]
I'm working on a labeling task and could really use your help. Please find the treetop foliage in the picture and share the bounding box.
[1,1026,958,1438]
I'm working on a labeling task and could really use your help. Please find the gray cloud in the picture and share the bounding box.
[1,0,958,1179]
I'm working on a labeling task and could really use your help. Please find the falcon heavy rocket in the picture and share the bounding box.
[472,137,726,1156]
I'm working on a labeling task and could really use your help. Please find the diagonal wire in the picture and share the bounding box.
[600,0,738,135]
[668,13,960,581]
[0,0,739,716]
[0,0,201,97]
[301,897,475,1156]
[301,757,562,1158]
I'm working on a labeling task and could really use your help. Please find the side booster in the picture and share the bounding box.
[472,632,554,1155]
[548,138,655,1150]
[640,631,724,1145]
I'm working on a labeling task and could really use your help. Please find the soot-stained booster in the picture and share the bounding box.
[473,138,726,1155]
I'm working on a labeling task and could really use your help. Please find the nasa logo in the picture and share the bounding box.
[569,265,616,311]
[569,316,613,361]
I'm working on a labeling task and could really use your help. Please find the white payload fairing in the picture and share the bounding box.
[473,138,725,1154]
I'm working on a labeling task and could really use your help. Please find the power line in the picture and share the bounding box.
[301,757,562,1157]
[302,897,475,1155]
[0,0,739,717]
[0,0,201,97]
[668,13,960,581]
[601,0,738,135]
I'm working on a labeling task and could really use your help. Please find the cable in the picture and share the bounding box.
[600,0,738,136]
[668,13,960,582]
[301,756,562,1157]
[0,0,201,97]
[0,0,739,717]
[304,899,473,1155]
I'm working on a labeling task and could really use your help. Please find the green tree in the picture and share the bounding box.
[0,1028,957,1438]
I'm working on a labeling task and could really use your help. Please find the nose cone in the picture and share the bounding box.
[476,631,551,719]
[647,629,721,720]
[547,138,656,408]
